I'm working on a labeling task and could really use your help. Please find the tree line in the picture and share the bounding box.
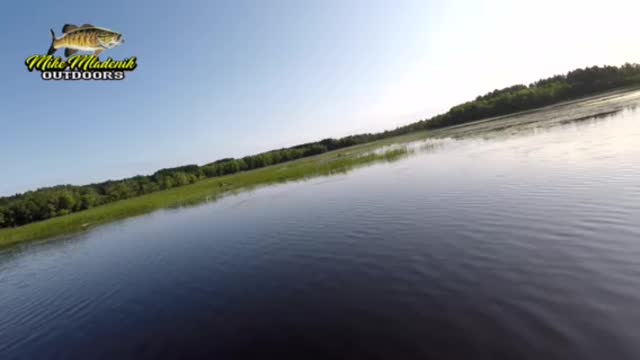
[394,63,640,132]
[2,63,640,228]
[0,138,382,228]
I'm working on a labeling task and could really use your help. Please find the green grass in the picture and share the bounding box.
[0,143,414,249]
[4,87,637,250]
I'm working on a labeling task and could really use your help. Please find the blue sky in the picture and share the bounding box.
[2,0,639,196]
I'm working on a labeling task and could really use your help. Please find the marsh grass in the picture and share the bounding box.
[3,87,638,250]
[0,145,413,249]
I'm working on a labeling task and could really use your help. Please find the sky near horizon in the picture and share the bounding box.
[1,0,639,196]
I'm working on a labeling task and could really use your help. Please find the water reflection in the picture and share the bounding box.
[1,91,640,359]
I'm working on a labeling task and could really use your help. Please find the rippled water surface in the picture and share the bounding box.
[2,91,640,359]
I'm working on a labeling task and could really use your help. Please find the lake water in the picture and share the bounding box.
[2,91,640,359]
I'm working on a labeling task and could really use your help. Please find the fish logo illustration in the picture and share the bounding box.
[47,24,125,58]
[25,24,136,81]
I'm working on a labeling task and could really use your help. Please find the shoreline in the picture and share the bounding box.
[2,87,639,250]
[0,146,412,250]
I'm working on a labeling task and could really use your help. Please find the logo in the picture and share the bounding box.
[25,24,137,81]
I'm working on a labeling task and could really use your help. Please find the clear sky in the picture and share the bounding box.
[2,0,639,196]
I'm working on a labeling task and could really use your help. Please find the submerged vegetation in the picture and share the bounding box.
[0,146,411,248]
[2,63,640,233]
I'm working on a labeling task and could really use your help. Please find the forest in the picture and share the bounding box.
[2,63,640,228]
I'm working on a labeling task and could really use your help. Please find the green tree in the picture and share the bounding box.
[57,191,76,211]
[0,208,7,227]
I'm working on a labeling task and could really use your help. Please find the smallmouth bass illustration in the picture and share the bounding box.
[47,24,124,58]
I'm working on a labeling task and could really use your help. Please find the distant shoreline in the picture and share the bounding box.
[2,86,640,250]
[4,64,640,231]
[430,85,640,133]
[0,145,411,249]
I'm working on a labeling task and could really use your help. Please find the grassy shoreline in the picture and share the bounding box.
[0,144,413,249]
[2,87,639,250]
